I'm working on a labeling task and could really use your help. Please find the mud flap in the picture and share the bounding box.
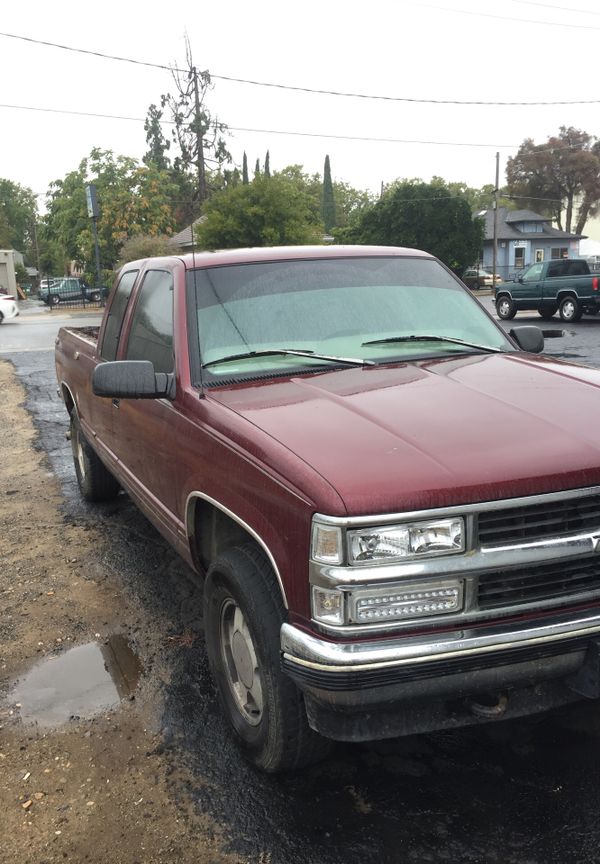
[566,640,600,699]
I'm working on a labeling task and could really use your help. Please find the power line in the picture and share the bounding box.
[512,0,600,16]
[1,101,595,158]
[419,2,600,30]
[0,102,519,148]
[2,30,600,106]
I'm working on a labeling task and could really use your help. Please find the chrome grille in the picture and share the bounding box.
[478,556,600,610]
[477,494,600,546]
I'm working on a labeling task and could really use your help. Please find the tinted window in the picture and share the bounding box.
[125,270,174,374]
[101,270,138,361]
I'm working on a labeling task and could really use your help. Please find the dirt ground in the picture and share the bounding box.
[0,360,239,864]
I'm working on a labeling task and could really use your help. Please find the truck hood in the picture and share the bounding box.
[209,353,600,515]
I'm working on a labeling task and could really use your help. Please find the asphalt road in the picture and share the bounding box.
[5,308,600,863]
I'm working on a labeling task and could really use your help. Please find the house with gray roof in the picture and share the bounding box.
[477,207,583,279]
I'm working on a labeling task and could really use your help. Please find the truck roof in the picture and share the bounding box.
[169,245,432,270]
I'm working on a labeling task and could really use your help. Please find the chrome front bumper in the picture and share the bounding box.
[281,608,600,675]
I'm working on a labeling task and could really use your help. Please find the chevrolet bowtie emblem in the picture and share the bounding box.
[592,536,600,553]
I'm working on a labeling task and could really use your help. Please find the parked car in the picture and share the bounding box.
[0,293,19,323]
[462,267,503,290]
[54,245,600,773]
[495,258,599,321]
[39,277,101,306]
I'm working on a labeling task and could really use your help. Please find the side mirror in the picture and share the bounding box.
[509,325,544,354]
[93,360,174,399]
[517,276,524,283]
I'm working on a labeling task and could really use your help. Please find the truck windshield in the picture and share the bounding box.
[187,256,513,379]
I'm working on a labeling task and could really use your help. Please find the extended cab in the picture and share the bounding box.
[55,246,600,772]
[495,258,600,322]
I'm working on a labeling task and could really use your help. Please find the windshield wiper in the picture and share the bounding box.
[203,348,375,369]
[361,334,503,353]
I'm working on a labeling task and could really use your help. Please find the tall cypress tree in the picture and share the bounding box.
[255,158,261,179]
[322,154,336,233]
[264,150,271,178]
[242,152,249,184]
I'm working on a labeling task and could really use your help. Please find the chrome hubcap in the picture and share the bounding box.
[220,599,263,726]
[563,301,575,320]
[75,433,86,479]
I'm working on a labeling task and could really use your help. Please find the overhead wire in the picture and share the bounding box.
[0,102,594,159]
[1,30,600,106]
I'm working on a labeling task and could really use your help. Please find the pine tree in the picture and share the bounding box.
[322,154,336,233]
[264,150,271,178]
[242,152,249,184]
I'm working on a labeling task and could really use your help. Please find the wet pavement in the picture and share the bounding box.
[6,346,600,863]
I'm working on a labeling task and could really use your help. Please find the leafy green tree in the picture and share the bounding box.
[117,234,175,267]
[143,104,171,170]
[196,175,324,249]
[321,155,336,232]
[242,152,249,185]
[506,127,600,234]
[338,179,484,273]
[0,179,38,254]
[44,149,178,277]
[441,180,513,212]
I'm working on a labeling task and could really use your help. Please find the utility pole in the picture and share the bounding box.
[192,66,207,205]
[85,184,102,301]
[492,152,500,283]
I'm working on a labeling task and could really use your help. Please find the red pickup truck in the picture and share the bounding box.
[55,245,600,772]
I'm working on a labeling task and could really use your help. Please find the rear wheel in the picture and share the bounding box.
[559,296,582,322]
[88,291,101,302]
[50,294,60,306]
[0,311,4,324]
[204,544,330,773]
[496,295,516,320]
[70,414,120,502]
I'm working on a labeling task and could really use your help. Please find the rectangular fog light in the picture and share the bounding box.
[352,580,463,624]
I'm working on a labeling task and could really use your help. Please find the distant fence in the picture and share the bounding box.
[44,295,104,311]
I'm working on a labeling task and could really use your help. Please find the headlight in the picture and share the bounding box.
[347,518,464,565]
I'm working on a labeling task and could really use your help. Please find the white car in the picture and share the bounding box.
[0,293,19,323]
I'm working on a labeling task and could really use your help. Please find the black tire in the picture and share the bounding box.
[559,296,582,323]
[70,414,120,502]
[538,306,557,321]
[0,311,4,324]
[50,294,60,306]
[204,544,330,773]
[88,292,101,303]
[496,295,516,320]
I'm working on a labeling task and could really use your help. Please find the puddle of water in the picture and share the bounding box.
[11,635,142,727]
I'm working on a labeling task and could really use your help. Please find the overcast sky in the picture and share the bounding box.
[2,0,600,211]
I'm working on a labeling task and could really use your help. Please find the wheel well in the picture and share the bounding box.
[61,384,75,416]
[496,292,512,301]
[187,495,287,607]
[558,290,578,301]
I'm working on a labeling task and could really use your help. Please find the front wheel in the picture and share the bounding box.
[496,295,516,320]
[559,296,582,322]
[204,544,330,773]
[70,414,120,502]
